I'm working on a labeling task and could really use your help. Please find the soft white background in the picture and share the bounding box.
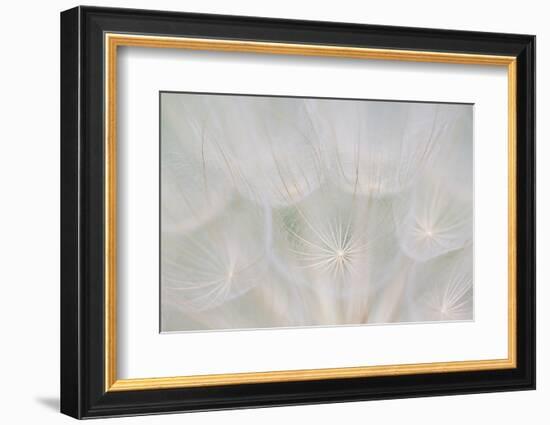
[0,0,544,424]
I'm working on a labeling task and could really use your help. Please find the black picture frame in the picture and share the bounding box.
[61,5,535,419]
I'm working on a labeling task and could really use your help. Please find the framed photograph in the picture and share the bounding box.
[60,6,535,419]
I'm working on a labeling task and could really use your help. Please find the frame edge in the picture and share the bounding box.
[60,5,83,420]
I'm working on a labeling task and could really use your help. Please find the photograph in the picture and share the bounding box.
[160,93,474,332]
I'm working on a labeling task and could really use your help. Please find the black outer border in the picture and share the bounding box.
[60,5,536,419]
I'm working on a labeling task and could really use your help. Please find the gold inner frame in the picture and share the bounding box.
[104,33,517,392]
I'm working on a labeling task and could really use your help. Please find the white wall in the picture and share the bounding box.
[0,1,545,423]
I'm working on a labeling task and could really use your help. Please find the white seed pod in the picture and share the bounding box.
[403,247,473,323]
[161,199,269,313]
[392,172,473,262]
[304,99,445,197]
[203,96,326,207]
[161,93,235,234]
[429,105,473,202]
[272,186,401,301]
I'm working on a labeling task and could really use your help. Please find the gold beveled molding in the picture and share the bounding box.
[104,33,518,392]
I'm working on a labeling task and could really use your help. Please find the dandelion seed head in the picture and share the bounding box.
[160,95,473,330]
